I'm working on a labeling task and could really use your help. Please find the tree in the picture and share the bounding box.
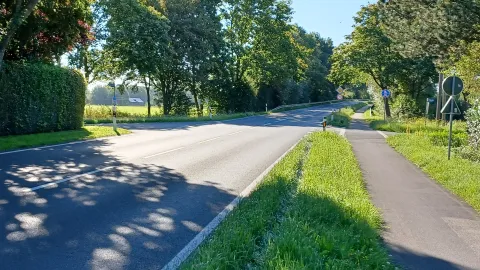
[381,0,480,65]
[0,0,40,69]
[454,42,480,103]
[1,0,93,66]
[68,2,107,84]
[101,0,170,117]
[329,4,399,116]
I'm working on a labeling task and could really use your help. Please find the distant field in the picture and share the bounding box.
[85,105,163,119]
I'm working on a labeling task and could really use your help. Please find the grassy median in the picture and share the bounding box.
[388,134,480,213]
[182,132,393,269]
[0,126,130,152]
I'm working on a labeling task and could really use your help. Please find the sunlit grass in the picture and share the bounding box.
[182,132,393,269]
[0,126,130,152]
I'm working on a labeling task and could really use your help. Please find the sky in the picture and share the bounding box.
[291,0,372,46]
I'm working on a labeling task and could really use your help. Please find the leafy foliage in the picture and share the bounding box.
[2,0,93,62]
[0,62,86,135]
[466,100,480,150]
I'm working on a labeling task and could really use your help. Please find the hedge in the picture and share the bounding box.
[0,62,86,136]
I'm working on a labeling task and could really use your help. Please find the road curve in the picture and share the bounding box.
[0,102,353,270]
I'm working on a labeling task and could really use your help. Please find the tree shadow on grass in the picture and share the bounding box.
[0,139,236,270]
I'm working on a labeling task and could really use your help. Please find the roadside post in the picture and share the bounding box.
[323,117,327,131]
[331,110,334,121]
[108,82,117,132]
[265,103,267,113]
[425,98,435,126]
[440,74,464,160]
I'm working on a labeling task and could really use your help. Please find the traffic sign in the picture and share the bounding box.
[441,96,461,115]
[336,87,344,94]
[337,94,343,100]
[381,89,391,98]
[427,98,435,103]
[442,76,464,96]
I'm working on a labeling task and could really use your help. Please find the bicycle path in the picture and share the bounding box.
[346,108,480,270]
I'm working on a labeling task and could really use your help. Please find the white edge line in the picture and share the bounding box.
[0,133,135,156]
[161,135,306,270]
[29,166,114,192]
[377,130,388,138]
[143,147,185,159]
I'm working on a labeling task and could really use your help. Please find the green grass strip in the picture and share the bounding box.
[182,139,309,269]
[0,126,130,152]
[182,132,393,269]
[263,132,393,269]
[388,134,480,213]
[329,102,367,127]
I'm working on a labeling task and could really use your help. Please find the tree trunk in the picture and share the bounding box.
[143,77,151,117]
[0,0,40,70]
[192,88,201,117]
[384,97,391,118]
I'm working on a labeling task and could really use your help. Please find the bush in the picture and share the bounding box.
[466,100,480,150]
[0,62,86,135]
[427,131,468,147]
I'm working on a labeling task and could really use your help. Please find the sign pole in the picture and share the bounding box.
[447,76,456,160]
[112,83,117,132]
[425,98,430,126]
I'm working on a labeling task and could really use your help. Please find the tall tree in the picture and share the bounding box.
[329,4,399,116]
[381,0,480,65]
[1,0,93,65]
[0,0,40,69]
[101,0,170,117]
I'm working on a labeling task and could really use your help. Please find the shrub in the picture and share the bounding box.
[0,62,86,135]
[426,131,468,147]
[465,100,480,150]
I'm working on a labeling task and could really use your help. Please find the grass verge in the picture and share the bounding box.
[388,134,480,213]
[364,111,466,135]
[329,102,367,127]
[0,126,130,152]
[182,132,393,269]
[84,112,263,124]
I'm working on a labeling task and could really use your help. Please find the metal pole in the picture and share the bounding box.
[113,84,117,132]
[384,97,387,121]
[425,99,430,126]
[436,73,443,120]
[265,103,267,113]
[447,76,455,160]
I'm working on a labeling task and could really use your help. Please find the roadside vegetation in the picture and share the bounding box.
[329,102,367,127]
[0,126,130,152]
[182,132,393,269]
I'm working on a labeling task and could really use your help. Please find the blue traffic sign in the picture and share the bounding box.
[427,98,435,103]
[381,89,391,98]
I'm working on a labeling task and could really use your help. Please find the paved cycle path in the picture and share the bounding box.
[346,107,480,270]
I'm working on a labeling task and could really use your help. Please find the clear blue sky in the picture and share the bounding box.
[291,0,372,46]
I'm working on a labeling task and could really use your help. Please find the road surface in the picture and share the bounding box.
[0,102,353,270]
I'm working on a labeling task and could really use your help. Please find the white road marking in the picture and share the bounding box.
[161,136,305,270]
[339,128,346,137]
[377,131,388,138]
[29,167,114,192]
[142,147,186,159]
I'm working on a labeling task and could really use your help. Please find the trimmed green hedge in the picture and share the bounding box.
[0,62,86,135]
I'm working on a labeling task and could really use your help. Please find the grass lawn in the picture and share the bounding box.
[329,102,367,127]
[182,132,393,269]
[0,126,130,152]
[388,134,480,213]
[364,110,466,134]
[84,112,264,124]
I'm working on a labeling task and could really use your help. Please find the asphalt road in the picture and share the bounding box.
[0,102,354,270]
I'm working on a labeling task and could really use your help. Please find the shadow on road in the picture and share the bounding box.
[0,139,236,269]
